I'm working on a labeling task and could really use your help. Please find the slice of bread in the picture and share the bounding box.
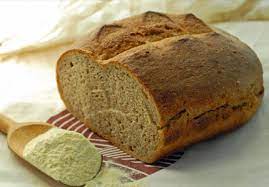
[56,12,264,163]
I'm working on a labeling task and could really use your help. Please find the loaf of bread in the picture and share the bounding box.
[56,11,264,163]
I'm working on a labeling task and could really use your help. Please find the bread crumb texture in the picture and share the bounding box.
[23,128,102,186]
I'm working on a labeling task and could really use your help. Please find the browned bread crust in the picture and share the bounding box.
[56,12,264,163]
[77,11,212,60]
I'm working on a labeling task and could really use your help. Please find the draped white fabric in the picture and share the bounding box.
[1,0,269,59]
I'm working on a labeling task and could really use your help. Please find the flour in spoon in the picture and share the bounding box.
[23,128,101,186]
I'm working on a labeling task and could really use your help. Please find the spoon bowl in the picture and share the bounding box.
[0,113,53,158]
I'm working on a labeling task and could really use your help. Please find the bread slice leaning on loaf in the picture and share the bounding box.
[56,12,264,163]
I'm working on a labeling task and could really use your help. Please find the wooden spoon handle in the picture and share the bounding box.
[0,113,16,134]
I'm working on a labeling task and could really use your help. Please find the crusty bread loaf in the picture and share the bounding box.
[56,11,264,163]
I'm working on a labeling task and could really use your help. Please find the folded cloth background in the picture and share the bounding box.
[0,1,269,187]
[1,0,269,59]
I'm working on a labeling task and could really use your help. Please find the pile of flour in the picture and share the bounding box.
[85,163,148,187]
[23,128,102,186]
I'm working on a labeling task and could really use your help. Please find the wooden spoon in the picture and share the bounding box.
[0,113,53,158]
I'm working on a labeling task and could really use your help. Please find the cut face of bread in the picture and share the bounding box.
[57,50,160,161]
